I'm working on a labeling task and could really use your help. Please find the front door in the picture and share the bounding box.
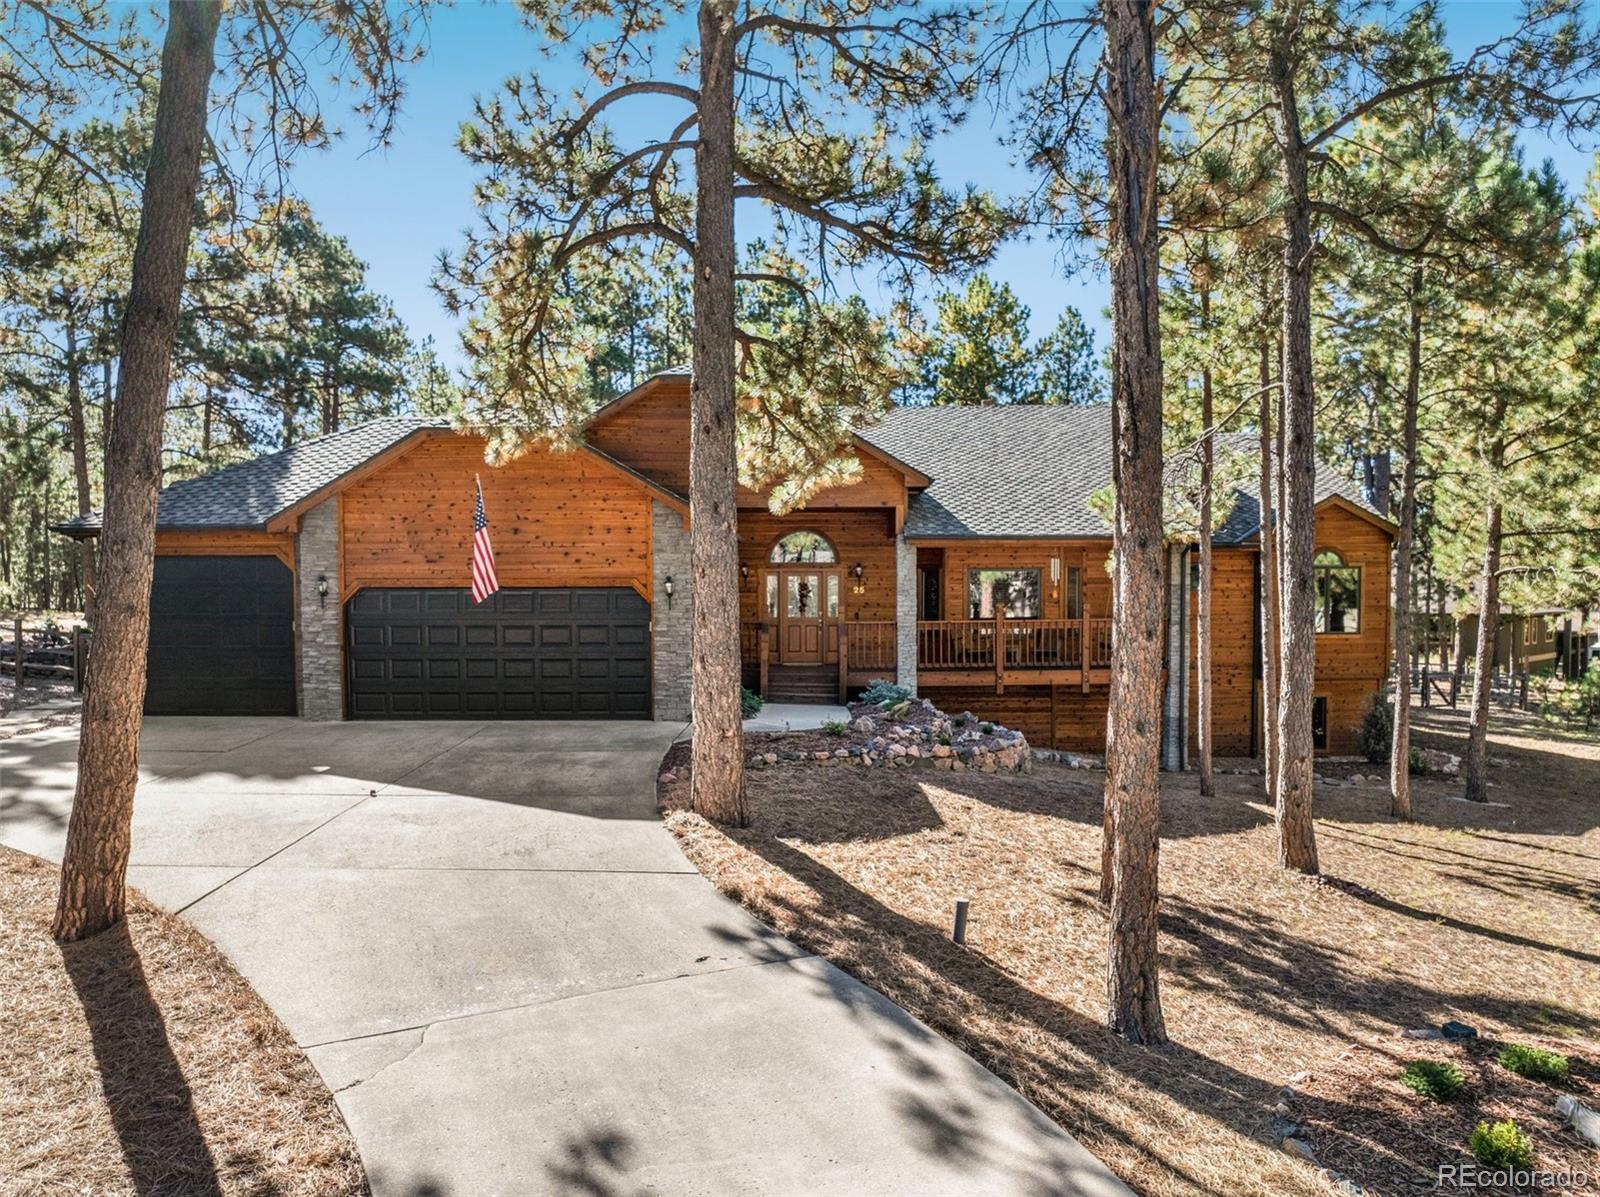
[781,570,824,663]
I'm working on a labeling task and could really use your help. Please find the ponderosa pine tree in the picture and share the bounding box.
[1102,0,1168,1046]
[437,0,1007,826]
[1167,0,1600,872]
[36,0,432,941]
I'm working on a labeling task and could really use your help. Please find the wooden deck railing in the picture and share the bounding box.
[916,616,1113,687]
[748,617,1114,699]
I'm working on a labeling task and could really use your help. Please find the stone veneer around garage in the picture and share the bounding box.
[295,495,343,720]
[651,500,693,722]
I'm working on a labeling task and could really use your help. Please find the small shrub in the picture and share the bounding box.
[1469,1119,1534,1169]
[1408,746,1430,776]
[938,733,952,746]
[1400,1059,1465,1101]
[861,679,911,708]
[954,714,970,727]
[980,721,994,734]
[1497,1044,1569,1083]
[1357,694,1393,764]
[822,719,849,737]
[740,687,764,719]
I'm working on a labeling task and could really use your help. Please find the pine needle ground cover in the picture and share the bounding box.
[662,705,1600,1197]
[0,847,364,1196]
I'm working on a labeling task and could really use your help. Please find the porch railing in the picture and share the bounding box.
[747,616,1115,700]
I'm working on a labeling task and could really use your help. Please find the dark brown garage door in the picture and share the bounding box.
[145,555,296,715]
[345,588,650,719]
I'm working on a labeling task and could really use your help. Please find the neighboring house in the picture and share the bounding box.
[1453,608,1590,678]
[55,368,1395,759]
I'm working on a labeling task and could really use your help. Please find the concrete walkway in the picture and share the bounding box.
[2,717,1127,1197]
[742,701,852,732]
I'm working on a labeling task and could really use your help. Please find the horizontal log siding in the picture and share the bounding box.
[340,435,652,598]
[1187,548,1256,756]
[587,377,908,512]
[586,380,694,496]
[1310,504,1392,755]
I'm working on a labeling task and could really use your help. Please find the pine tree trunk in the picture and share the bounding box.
[64,314,98,623]
[1389,269,1422,820]
[1257,310,1280,801]
[1102,0,1166,1046]
[1197,281,1214,798]
[53,1,222,943]
[1269,53,1319,875]
[1464,498,1503,802]
[100,300,115,463]
[687,0,746,827]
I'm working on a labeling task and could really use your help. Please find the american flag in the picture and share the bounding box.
[471,476,500,605]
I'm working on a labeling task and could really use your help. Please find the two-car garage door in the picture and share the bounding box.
[143,558,650,720]
[345,587,650,719]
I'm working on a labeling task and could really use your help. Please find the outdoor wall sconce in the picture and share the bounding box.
[850,562,865,595]
[664,575,675,610]
[316,574,329,608]
[740,563,750,587]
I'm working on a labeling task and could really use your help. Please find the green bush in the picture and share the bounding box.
[1469,1119,1534,1169]
[1357,694,1393,764]
[861,679,911,707]
[1408,746,1429,776]
[1497,1044,1569,1083]
[822,719,848,737]
[1399,1059,1465,1101]
[741,687,764,719]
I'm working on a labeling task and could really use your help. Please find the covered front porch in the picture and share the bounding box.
[742,616,1115,701]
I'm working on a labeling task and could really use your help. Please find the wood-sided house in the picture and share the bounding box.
[56,368,1395,760]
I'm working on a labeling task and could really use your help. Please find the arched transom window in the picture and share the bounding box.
[769,531,837,564]
[1313,549,1361,634]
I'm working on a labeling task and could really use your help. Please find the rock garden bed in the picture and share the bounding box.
[660,692,1032,782]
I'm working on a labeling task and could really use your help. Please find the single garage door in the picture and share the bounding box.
[345,587,650,719]
[145,555,296,715]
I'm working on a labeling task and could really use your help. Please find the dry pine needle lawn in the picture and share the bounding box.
[663,707,1600,1197]
[0,847,364,1197]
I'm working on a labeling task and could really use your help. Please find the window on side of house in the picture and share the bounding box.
[967,568,1042,619]
[1313,550,1361,634]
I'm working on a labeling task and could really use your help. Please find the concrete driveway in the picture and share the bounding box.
[2,716,1127,1197]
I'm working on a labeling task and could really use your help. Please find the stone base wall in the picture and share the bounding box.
[651,501,692,721]
[296,496,343,720]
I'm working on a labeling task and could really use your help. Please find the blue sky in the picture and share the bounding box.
[281,1,1598,372]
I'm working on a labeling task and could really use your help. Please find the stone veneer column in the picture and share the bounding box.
[895,533,917,694]
[652,500,693,721]
[296,496,344,720]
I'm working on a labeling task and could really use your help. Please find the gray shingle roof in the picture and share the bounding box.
[56,416,446,534]
[57,401,1386,541]
[856,405,1118,538]
[855,405,1384,541]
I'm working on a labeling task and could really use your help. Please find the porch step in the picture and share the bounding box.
[764,665,840,703]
